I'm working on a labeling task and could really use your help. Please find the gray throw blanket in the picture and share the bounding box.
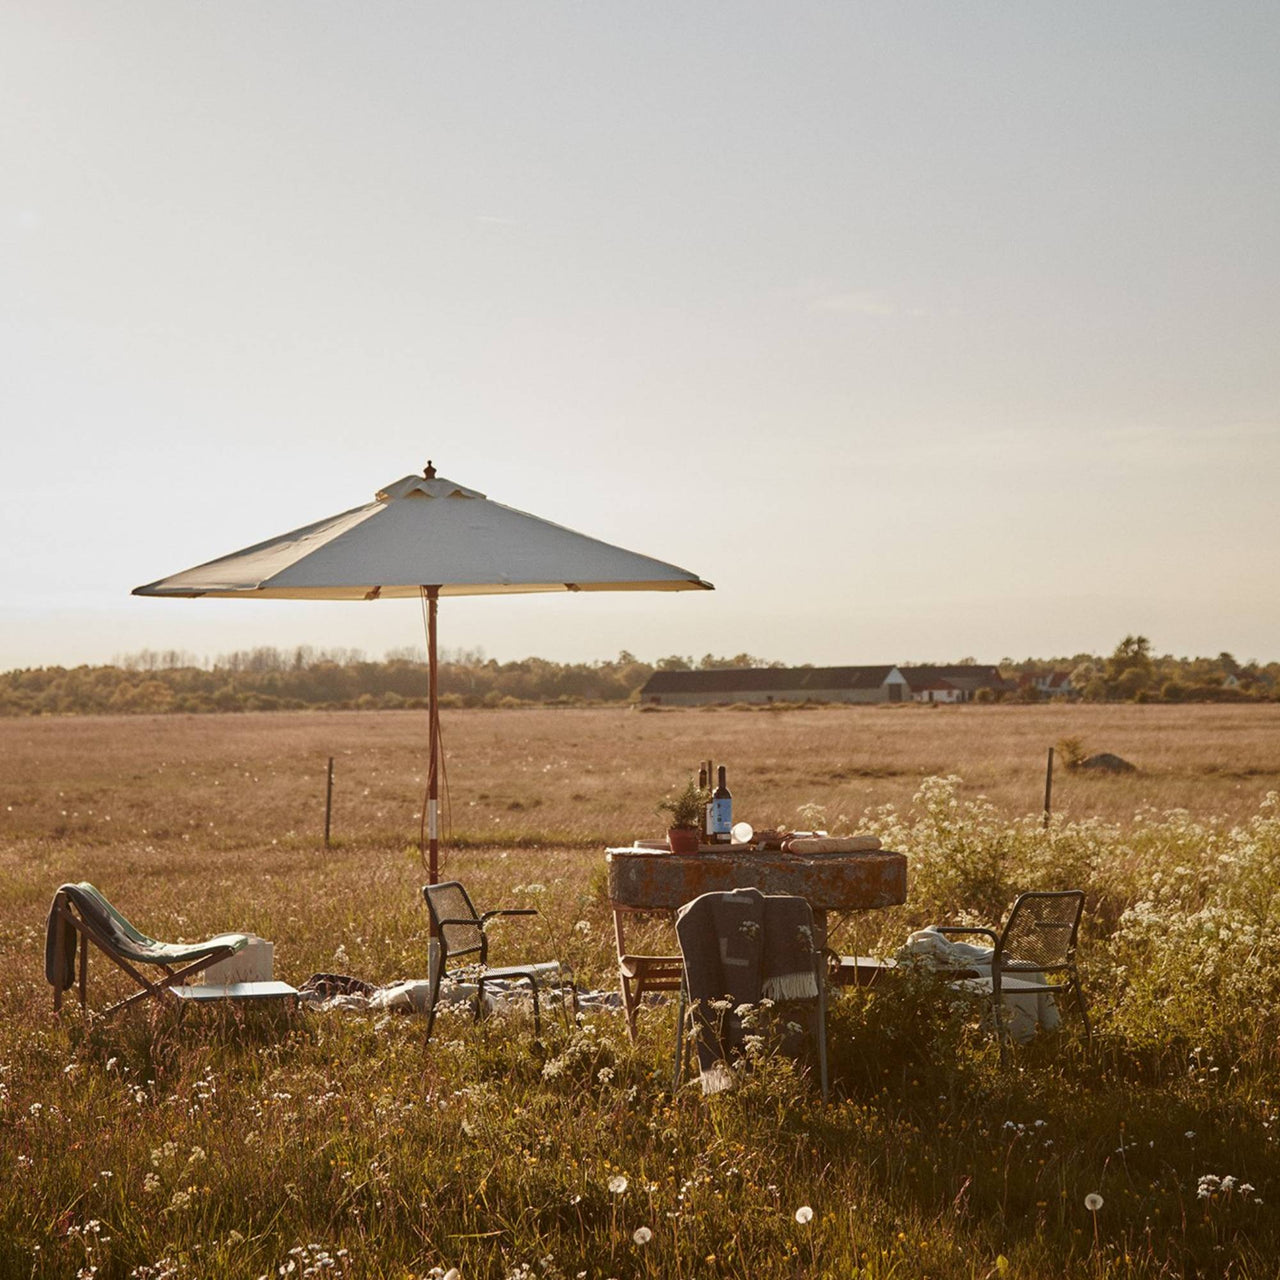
[45,882,248,992]
[675,888,820,1094]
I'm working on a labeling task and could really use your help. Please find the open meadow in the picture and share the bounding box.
[2,703,1280,1279]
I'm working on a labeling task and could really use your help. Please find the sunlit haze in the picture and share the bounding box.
[3,3,1277,670]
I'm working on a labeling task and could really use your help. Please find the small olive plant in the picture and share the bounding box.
[659,776,711,829]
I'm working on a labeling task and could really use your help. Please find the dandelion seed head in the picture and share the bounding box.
[1085,1193,1104,1212]
[794,1205,814,1224]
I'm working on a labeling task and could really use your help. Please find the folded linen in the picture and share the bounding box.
[896,926,1060,1042]
[783,835,882,854]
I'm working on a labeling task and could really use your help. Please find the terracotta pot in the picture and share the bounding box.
[667,826,701,855]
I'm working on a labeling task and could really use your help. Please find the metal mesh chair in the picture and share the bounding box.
[422,881,574,1043]
[672,890,828,1101]
[938,889,1091,1059]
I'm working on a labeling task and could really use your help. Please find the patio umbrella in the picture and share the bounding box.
[133,462,713,886]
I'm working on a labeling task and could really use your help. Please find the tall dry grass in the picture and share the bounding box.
[4,703,1279,854]
[2,706,1280,1278]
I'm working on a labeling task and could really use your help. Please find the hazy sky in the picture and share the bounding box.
[3,3,1277,671]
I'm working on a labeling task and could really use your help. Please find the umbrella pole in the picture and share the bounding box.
[424,584,441,993]
[426,585,440,885]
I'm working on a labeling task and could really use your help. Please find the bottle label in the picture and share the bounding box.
[711,798,732,835]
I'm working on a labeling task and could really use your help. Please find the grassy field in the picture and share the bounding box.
[2,704,1279,1278]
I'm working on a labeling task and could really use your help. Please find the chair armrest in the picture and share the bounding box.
[436,916,484,929]
[480,908,538,924]
[934,926,1000,949]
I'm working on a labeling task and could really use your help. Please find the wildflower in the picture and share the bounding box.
[597,1067,614,1085]
[143,1173,161,1193]
[1085,1193,1104,1212]
[1185,1130,1196,1139]
[608,1175,628,1193]
[633,1227,652,1244]
[794,1205,814,1224]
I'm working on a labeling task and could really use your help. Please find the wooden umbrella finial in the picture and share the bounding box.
[424,459,437,478]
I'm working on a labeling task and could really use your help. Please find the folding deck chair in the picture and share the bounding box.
[45,882,296,1017]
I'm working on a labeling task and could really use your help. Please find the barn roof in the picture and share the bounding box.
[641,666,897,696]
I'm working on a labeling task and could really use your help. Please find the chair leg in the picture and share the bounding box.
[816,970,829,1104]
[672,984,688,1093]
[621,973,639,1043]
[991,976,1008,1066]
[1072,981,1092,1053]
[51,906,69,1013]
[423,965,445,1045]
[527,978,541,1039]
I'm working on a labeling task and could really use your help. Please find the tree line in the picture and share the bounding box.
[0,648,780,717]
[999,635,1279,703]
[0,638,1272,716]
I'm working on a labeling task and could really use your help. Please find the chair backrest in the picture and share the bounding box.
[999,891,1084,973]
[423,881,486,965]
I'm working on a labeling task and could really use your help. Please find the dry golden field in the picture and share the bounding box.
[4,702,1279,855]
[3,704,1280,1278]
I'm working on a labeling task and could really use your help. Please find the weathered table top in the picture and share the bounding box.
[606,845,907,913]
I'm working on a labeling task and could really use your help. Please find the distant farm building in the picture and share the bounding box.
[639,665,1010,707]
[901,665,1016,703]
[1022,671,1076,699]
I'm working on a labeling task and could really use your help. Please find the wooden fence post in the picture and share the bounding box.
[1043,746,1054,829]
[324,756,335,848]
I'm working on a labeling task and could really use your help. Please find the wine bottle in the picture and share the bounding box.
[703,760,715,840]
[711,765,732,842]
[698,764,710,841]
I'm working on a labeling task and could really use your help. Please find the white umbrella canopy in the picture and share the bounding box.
[133,463,713,883]
[133,471,713,599]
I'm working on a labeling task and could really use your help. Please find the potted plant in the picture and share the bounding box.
[659,777,710,855]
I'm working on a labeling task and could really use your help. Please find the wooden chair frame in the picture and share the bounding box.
[612,907,683,1042]
[50,889,240,1019]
